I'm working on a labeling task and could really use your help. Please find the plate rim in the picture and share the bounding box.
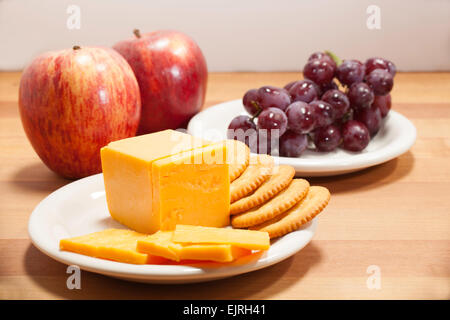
[188,99,417,174]
[27,173,317,282]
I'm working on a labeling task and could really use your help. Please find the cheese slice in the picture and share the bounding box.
[137,231,251,262]
[59,229,149,264]
[177,244,250,262]
[101,130,231,234]
[172,225,270,250]
[136,231,181,261]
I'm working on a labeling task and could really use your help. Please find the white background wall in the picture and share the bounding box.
[1,0,449,72]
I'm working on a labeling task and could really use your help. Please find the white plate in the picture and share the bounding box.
[187,99,416,176]
[28,173,317,284]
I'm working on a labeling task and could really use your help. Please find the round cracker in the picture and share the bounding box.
[249,186,330,239]
[227,140,250,182]
[231,179,310,228]
[230,165,296,215]
[230,154,274,203]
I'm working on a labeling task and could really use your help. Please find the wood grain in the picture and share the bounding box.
[0,72,449,299]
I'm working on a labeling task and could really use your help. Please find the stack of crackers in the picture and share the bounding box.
[228,141,330,239]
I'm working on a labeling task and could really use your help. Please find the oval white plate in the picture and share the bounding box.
[28,173,317,284]
[187,99,416,176]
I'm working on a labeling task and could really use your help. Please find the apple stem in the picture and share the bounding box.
[73,45,81,50]
[133,29,141,38]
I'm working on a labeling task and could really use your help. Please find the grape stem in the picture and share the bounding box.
[341,110,353,123]
[325,50,342,66]
[250,101,262,122]
[325,50,347,88]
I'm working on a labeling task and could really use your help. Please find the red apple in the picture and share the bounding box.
[113,30,207,134]
[19,46,141,179]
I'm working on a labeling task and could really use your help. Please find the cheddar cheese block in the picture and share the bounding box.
[152,142,230,231]
[101,130,230,233]
[136,231,250,262]
[59,229,149,264]
[172,225,270,250]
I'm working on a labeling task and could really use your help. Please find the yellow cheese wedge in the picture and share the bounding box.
[59,229,149,264]
[152,142,230,231]
[101,130,230,234]
[172,225,270,250]
[137,231,251,263]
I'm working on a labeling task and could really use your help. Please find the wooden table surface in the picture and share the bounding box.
[0,72,449,300]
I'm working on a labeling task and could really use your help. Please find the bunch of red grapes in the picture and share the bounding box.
[227,52,396,157]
